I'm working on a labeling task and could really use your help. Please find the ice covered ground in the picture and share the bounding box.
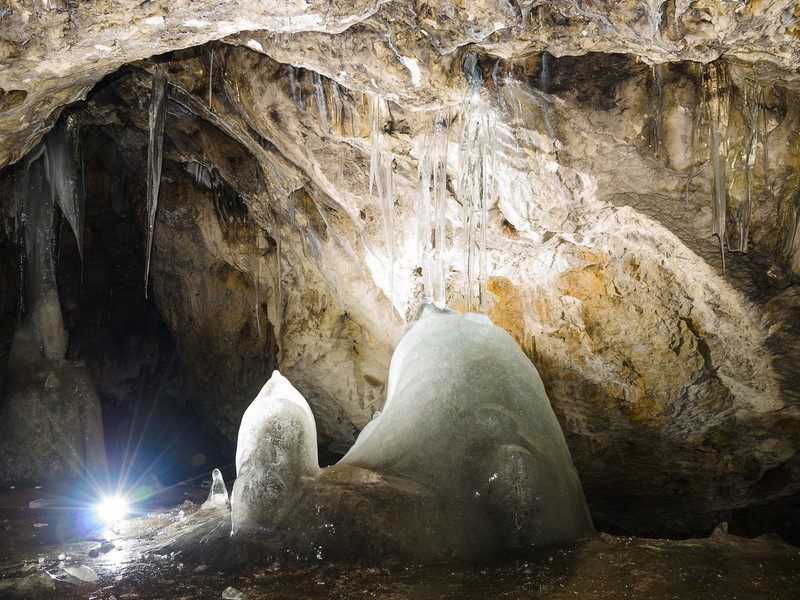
[0,490,797,600]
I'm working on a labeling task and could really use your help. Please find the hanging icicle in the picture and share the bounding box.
[144,64,169,297]
[649,64,665,160]
[44,114,84,260]
[208,45,215,109]
[702,61,731,271]
[313,72,330,133]
[368,93,395,312]
[457,53,496,313]
[417,110,451,306]
[725,80,762,254]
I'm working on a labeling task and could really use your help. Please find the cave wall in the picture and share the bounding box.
[0,0,799,539]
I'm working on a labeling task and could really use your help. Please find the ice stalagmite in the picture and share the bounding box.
[343,303,593,552]
[231,371,320,534]
[144,65,169,296]
[225,305,592,562]
[201,468,230,510]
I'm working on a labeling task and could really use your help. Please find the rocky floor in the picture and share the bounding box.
[0,484,797,599]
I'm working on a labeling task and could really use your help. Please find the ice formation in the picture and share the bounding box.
[230,371,320,534]
[145,65,169,295]
[368,93,395,310]
[201,468,230,510]
[226,304,593,562]
[417,110,450,305]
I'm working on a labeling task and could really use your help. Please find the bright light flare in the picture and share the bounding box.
[96,494,129,525]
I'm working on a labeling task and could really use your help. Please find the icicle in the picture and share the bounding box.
[650,64,665,160]
[44,115,84,259]
[286,66,303,113]
[17,154,68,359]
[208,46,214,109]
[144,65,169,297]
[330,81,344,135]
[539,52,551,94]
[732,80,762,253]
[457,77,496,313]
[703,62,730,270]
[368,94,395,313]
[275,218,283,322]
[313,72,330,133]
[417,110,451,304]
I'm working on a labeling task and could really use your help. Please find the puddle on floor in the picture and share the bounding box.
[0,484,797,599]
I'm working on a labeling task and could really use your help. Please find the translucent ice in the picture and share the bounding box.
[62,564,98,583]
[44,115,84,259]
[145,65,168,296]
[201,468,229,511]
[227,305,593,562]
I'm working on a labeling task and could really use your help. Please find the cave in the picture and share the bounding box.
[0,1,798,598]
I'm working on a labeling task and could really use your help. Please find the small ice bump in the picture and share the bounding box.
[201,468,229,510]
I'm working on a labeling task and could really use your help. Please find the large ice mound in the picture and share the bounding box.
[227,303,593,562]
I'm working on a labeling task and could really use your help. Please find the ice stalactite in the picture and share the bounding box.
[253,226,264,339]
[702,62,730,270]
[539,52,552,94]
[417,110,451,306]
[44,114,84,260]
[500,76,557,153]
[726,81,763,254]
[286,65,303,114]
[650,64,665,160]
[329,80,345,135]
[12,147,68,360]
[208,46,214,109]
[313,72,330,133]
[272,208,284,328]
[145,65,169,297]
[457,53,496,313]
[368,93,395,312]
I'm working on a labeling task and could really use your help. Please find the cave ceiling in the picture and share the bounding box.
[1,0,799,540]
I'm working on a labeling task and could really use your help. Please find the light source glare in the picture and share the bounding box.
[96,494,129,525]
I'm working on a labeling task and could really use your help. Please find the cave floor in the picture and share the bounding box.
[0,485,797,599]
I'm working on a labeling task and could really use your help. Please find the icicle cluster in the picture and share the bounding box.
[456,53,496,313]
[368,94,395,311]
[144,65,169,297]
[284,66,352,136]
[417,111,451,306]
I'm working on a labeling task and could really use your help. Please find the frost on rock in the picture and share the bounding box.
[226,306,593,562]
[230,371,320,534]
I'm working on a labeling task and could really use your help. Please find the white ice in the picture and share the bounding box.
[229,305,593,558]
[230,371,320,533]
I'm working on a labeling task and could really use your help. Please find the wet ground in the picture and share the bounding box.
[0,483,798,599]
